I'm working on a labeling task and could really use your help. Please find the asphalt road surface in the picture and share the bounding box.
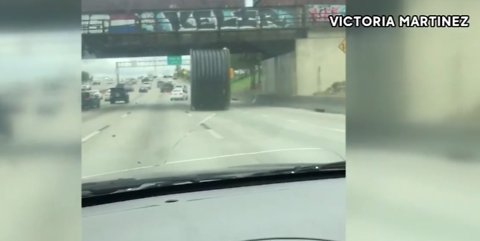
[82,81,345,180]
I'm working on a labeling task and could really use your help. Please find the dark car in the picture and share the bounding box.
[0,99,13,140]
[160,83,174,93]
[139,86,148,93]
[157,80,164,88]
[82,91,100,110]
[109,87,129,104]
[142,78,150,84]
[124,84,134,92]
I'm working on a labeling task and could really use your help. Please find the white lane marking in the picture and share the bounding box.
[167,147,326,164]
[261,114,269,118]
[187,113,192,117]
[208,129,223,139]
[98,125,110,131]
[199,113,216,124]
[82,131,100,143]
[322,127,345,133]
[121,113,128,118]
[288,119,298,122]
[82,165,157,179]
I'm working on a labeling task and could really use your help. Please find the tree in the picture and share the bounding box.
[82,71,92,83]
[231,53,262,90]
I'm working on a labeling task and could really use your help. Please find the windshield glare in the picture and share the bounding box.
[81,1,346,192]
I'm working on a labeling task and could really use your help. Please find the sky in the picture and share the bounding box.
[82,56,191,80]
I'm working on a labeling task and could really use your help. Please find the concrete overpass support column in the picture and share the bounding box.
[274,52,296,96]
[260,52,296,96]
[260,58,276,94]
[295,30,346,96]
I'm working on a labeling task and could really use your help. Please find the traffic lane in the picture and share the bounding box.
[82,80,151,120]
[82,92,146,137]
[165,107,345,164]
[82,87,177,135]
[82,101,344,179]
[82,98,211,178]
[82,91,153,137]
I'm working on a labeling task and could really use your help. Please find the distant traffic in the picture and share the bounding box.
[81,74,189,111]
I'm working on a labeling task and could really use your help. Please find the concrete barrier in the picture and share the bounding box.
[253,94,345,114]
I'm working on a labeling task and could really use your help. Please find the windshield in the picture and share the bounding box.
[81,1,346,191]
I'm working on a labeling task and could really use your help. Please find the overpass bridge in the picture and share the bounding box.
[82,4,342,58]
[82,3,346,96]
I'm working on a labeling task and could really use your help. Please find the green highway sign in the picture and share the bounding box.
[167,56,182,65]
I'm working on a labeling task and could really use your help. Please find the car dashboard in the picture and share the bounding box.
[83,177,345,241]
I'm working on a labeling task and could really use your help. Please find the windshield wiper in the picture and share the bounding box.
[82,161,345,199]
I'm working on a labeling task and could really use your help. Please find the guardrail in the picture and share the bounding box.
[81,4,346,34]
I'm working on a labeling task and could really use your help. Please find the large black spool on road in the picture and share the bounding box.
[190,48,231,110]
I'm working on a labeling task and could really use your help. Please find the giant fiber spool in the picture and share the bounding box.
[190,48,231,110]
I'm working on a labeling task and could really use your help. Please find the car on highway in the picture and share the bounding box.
[157,80,164,88]
[170,88,188,101]
[0,96,14,141]
[127,78,137,85]
[92,80,101,85]
[90,89,103,100]
[124,84,134,92]
[160,83,174,93]
[139,86,149,93]
[174,84,188,92]
[141,77,151,84]
[82,84,92,91]
[142,82,152,90]
[82,91,100,110]
[103,89,111,101]
[109,87,129,104]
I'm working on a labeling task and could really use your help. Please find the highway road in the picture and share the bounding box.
[82,81,345,181]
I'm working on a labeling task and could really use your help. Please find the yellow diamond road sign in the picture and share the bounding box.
[338,39,346,53]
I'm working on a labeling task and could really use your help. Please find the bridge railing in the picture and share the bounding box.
[81,6,305,34]
[81,4,345,34]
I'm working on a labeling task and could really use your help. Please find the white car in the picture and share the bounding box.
[91,89,103,100]
[170,88,188,101]
[82,84,92,91]
[142,83,151,90]
[174,85,188,92]
[103,89,111,101]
